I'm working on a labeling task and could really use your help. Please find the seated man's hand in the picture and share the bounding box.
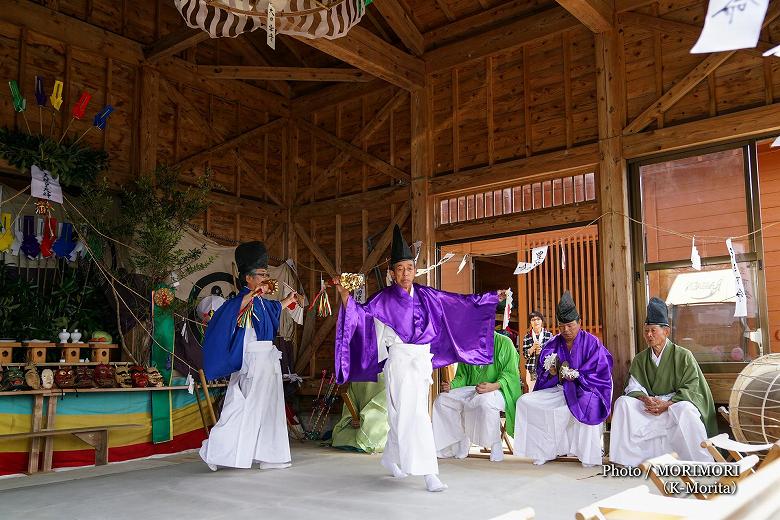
[476,382,500,394]
[440,381,451,393]
[351,418,361,429]
[643,397,671,415]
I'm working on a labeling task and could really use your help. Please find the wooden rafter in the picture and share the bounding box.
[145,28,209,63]
[173,118,287,170]
[196,66,373,82]
[424,7,580,73]
[294,186,410,220]
[222,38,291,98]
[235,154,285,207]
[374,0,425,56]
[361,202,411,273]
[434,0,456,22]
[423,0,533,50]
[294,223,338,278]
[555,0,613,33]
[296,89,408,203]
[623,5,780,135]
[291,79,392,116]
[295,118,411,184]
[293,27,425,91]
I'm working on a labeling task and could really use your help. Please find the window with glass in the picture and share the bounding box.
[630,145,768,368]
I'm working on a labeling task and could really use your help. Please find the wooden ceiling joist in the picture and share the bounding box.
[623,5,780,135]
[293,27,425,91]
[145,28,210,63]
[222,38,292,98]
[374,0,425,56]
[424,7,580,73]
[555,0,613,33]
[294,186,410,220]
[294,223,338,278]
[295,118,411,184]
[296,89,408,203]
[360,202,411,273]
[196,66,373,82]
[291,79,392,116]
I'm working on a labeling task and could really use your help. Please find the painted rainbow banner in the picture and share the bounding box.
[0,383,221,475]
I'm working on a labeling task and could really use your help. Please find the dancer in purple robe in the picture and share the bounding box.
[513,291,613,467]
[334,225,506,492]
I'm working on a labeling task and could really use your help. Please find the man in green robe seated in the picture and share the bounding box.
[331,374,389,453]
[609,297,717,466]
[432,332,522,462]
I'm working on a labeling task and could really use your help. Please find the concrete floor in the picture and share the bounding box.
[0,444,641,520]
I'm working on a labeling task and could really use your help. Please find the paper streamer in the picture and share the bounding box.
[457,254,469,274]
[560,244,566,271]
[267,1,276,49]
[692,0,769,53]
[50,80,64,110]
[691,237,702,271]
[514,246,548,275]
[503,288,513,330]
[726,238,748,317]
[31,165,63,204]
[416,252,455,277]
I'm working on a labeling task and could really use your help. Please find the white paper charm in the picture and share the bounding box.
[560,243,566,271]
[503,288,513,330]
[514,245,549,275]
[266,1,276,49]
[31,165,63,204]
[186,373,195,395]
[726,238,748,317]
[415,252,455,277]
[412,240,423,263]
[772,135,780,147]
[457,254,469,274]
[691,0,769,53]
[354,284,367,304]
[691,237,702,271]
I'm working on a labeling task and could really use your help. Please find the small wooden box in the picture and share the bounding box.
[59,343,84,364]
[23,342,55,363]
[89,343,118,363]
[0,341,21,363]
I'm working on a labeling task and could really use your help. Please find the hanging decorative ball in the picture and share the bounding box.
[34,199,52,215]
[338,273,365,293]
[153,287,175,308]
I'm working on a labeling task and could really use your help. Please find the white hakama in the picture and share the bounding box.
[433,386,504,458]
[380,342,439,476]
[200,326,291,469]
[609,396,713,466]
[514,386,603,466]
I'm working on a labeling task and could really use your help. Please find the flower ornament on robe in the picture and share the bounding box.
[543,352,558,375]
[20,215,40,259]
[559,361,580,381]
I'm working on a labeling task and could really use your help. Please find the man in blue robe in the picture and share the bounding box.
[199,241,300,471]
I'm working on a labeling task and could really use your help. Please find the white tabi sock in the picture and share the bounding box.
[425,474,448,492]
[207,463,218,472]
[490,442,504,462]
[390,463,408,478]
[259,462,292,470]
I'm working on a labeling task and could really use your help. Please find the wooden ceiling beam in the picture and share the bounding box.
[294,223,338,278]
[295,118,411,184]
[291,79,392,116]
[434,0,457,22]
[292,27,424,91]
[424,7,580,73]
[294,186,410,220]
[145,28,210,63]
[296,89,408,203]
[360,202,411,273]
[623,4,780,135]
[430,143,599,196]
[222,38,292,98]
[555,0,613,33]
[4,0,143,64]
[173,118,287,170]
[196,66,373,82]
[423,0,534,50]
[374,0,425,56]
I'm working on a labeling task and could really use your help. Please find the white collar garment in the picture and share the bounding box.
[650,339,670,367]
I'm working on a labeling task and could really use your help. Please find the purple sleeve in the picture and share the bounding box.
[334,296,380,384]
[562,338,614,425]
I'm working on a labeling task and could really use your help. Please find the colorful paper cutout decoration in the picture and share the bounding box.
[50,80,64,110]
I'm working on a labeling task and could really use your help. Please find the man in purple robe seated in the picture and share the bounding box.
[513,291,613,467]
[334,225,506,492]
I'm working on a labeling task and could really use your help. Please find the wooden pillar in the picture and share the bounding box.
[411,78,434,285]
[285,126,298,262]
[138,67,159,175]
[596,26,635,401]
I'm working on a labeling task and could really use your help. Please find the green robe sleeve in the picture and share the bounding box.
[671,347,718,437]
[494,333,522,437]
[450,362,470,390]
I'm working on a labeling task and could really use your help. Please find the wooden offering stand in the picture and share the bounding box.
[23,342,55,363]
[0,341,21,363]
[89,342,118,363]
[59,343,85,363]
